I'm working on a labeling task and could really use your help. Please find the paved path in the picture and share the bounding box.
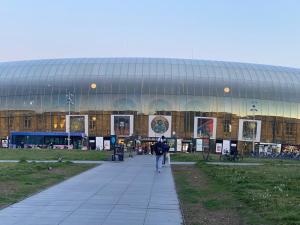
[0,155,183,225]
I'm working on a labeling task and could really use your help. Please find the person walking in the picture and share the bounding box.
[153,137,165,173]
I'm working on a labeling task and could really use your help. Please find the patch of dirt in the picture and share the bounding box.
[172,165,245,225]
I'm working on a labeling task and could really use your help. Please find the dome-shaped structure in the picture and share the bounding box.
[1,58,300,148]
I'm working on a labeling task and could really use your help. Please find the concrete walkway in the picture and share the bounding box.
[0,155,183,225]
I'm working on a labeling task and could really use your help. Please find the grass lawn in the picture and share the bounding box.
[0,162,96,208]
[0,148,112,161]
[171,152,300,165]
[173,161,300,225]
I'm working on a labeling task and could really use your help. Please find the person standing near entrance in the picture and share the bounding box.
[153,137,165,173]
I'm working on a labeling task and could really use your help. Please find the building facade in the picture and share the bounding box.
[1,58,300,150]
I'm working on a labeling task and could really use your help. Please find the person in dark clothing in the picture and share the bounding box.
[153,137,166,173]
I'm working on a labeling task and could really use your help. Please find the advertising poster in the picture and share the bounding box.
[238,119,261,142]
[96,137,104,150]
[167,138,176,152]
[177,139,182,152]
[111,115,134,137]
[148,115,172,138]
[222,140,230,155]
[216,143,222,153]
[258,143,281,154]
[194,117,217,139]
[104,140,110,150]
[66,115,88,136]
[196,139,203,151]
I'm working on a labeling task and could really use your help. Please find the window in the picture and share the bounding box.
[285,123,295,136]
[6,115,13,129]
[223,119,231,133]
[52,115,65,129]
[89,116,96,130]
[24,116,32,129]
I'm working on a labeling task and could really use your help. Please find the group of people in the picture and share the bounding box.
[151,136,170,173]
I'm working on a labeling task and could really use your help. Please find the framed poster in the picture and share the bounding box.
[66,115,88,136]
[194,117,217,139]
[111,115,134,137]
[148,115,172,138]
[196,139,203,152]
[238,119,261,142]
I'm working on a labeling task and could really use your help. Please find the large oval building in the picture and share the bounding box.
[1,58,300,151]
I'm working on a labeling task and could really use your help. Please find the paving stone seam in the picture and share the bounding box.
[141,167,157,225]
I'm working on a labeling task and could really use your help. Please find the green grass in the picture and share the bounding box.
[198,161,300,225]
[171,152,300,165]
[0,162,96,208]
[173,165,254,224]
[0,148,111,161]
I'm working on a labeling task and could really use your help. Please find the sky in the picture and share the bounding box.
[1,0,300,68]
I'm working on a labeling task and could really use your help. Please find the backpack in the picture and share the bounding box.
[154,143,164,155]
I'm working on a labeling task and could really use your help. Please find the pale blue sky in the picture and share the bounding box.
[1,0,300,67]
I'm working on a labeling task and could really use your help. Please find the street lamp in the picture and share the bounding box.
[90,83,97,89]
[224,87,231,94]
[66,91,74,149]
[250,103,258,154]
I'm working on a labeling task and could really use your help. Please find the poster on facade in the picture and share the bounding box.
[111,115,134,137]
[238,119,261,142]
[148,115,172,138]
[177,139,182,152]
[96,137,104,151]
[222,140,230,155]
[193,117,217,139]
[196,139,203,151]
[216,143,222,153]
[66,115,88,136]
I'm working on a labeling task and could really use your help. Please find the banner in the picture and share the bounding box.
[148,115,172,138]
[194,117,217,139]
[238,119,261,142]
[111,115,134,137]
[96,137,103,150]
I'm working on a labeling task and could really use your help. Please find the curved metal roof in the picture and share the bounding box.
[0,57,300,102]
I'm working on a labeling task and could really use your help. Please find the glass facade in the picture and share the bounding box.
[0,58,300,146]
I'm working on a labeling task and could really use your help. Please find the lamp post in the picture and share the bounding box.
[250,103,258,154]
[66,91,74,149]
